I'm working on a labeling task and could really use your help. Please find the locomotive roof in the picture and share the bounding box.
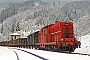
[41,24,53,29]
[41,21,73,29]
[27,30,39,37]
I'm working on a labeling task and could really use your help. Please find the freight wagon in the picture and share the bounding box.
[27,31,39,49]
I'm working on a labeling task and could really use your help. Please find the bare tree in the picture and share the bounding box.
[1,25,3,34]
[16,22,20,31]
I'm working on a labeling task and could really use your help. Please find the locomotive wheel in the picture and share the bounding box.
[49,45,52,51]
[50,45,54,51]
[68,45,73,53]
[29,46,31,49]
[34,46,37,49]
[31,46,34,49]
[61,47,63,52]
[51,46,54,51]
[58,47,62,52]
[53,45,57,52]
[45,46,49,51]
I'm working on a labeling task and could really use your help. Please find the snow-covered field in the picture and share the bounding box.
[0,46,90,60]
[0,46,17,60]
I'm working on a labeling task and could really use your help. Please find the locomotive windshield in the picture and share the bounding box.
[62,23,73,38]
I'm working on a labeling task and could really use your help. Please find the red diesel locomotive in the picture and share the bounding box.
[36,21,81,52]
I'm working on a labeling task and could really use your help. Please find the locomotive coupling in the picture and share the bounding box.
[77,42,81,48]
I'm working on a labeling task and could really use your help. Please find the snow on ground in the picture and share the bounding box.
[12,48,41,60]
[80,34,90,48]
[16,48,90,60]
[0,46,89,60]
[74,48,90,54]
[0,46,42,60]
[0,46,17,60]
[74,34,90,54]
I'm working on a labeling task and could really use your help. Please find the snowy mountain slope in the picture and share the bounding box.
[74,15,90,37]
[0,0,46,23]
[62,1,90,19]
[0,1,90,40]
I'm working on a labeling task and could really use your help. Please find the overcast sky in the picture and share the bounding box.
[44,0,82,3]
[0,0,89,4]
[0,0,27,4]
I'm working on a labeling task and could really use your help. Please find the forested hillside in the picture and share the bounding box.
[0,1,90,41]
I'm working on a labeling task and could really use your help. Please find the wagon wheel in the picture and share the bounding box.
[51,45,55,52]
[45,46,48,51]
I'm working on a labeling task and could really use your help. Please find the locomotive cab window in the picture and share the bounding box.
[45,28,48,34]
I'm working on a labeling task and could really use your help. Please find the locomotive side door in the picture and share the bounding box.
[55,33,58,45]
[54,27,58,45]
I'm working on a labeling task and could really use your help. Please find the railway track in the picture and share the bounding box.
[43,49,90,56]
[17,49,48,60]
[58,51,90,56]
[10,47,90,60]
[11,48,48,60]
[69,52,90,56]
[14,47,90,57]
[13,50,20,60]
[44,49,90,56]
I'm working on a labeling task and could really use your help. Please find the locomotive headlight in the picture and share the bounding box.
[73,39,74,41]
[61,38,63,41]
[62,42,66,47]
